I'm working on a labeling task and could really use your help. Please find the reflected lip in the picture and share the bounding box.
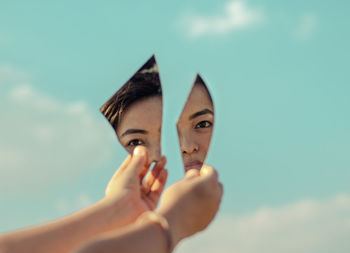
[184,160,203,172]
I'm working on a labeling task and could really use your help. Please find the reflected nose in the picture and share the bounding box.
[148,145,162,163]
[179,133,198,155]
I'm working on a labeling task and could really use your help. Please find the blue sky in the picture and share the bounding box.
[1,1,350,252]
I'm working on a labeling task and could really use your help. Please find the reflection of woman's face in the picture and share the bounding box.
[116,96,162,162]
[177,84,214,172]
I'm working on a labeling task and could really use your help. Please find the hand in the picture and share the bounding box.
[157,165,223,246]
[105,146,168,225]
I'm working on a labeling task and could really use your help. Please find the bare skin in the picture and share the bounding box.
[0,146,223,253]
[117,96,163,162]
[0,147,167,253]
[73,165,223,253]
[117,84,214,173]
[177,84,214,172]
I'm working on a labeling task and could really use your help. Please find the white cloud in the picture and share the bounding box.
[0,66,117,193]
[294,13,318,41]
[180,1,264,38]
[176,194,350,253]
[0,64,30,87]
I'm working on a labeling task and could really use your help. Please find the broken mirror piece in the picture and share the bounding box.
[100,55,163,163]
[176,74,214,172]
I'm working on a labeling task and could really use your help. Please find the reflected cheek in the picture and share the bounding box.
[198,131,213,153]
[177,128,191,146]
[149,148,161,162]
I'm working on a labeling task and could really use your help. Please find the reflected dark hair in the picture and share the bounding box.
[194,74,213,105]
[100,56,162,131]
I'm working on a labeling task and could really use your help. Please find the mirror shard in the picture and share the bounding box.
[176,74,214,173]
[100,55,163,162]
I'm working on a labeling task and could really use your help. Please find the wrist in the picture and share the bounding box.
[137,211,173,252]
[156,208,184,247]
[100,192,145,229]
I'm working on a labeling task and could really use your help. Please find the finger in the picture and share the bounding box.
[139,166,148,184]
[107,155,131,185]
[142,156,166,194]
[125,146,148,178]
[151,168,168,192]
[136,148,151,183]
[119,154,132,172]
[217,182,224,199]
[200,165,218,181]
[105,155,131,196]
[112,155,131,177]
[152,156,167,176]
[185,168,200,179]
[146,169,168,209]
[219,182,224,193]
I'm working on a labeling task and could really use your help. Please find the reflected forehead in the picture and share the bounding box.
[117,96,162,136]
[179,85,214,120]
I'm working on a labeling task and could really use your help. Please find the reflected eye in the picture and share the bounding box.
[127,139,145,147]
[194,120,212,129]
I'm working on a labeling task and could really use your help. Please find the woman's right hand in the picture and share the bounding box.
[157,165,223,246]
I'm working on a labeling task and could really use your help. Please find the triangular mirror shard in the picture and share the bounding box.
[100,55,163,162]
[176,74,215,173]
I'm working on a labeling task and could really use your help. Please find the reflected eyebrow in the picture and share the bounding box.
[121,129,148,137]
[189,108,214,120]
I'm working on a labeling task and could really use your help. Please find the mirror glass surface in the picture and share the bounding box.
[176,74,214,172]
[100,55,163,162]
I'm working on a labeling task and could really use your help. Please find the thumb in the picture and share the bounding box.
[124,146,149,177]
[200,165,218,181]
[185,168,200,179]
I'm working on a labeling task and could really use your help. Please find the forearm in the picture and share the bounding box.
[73,219,170,253]
[0,195,137,253]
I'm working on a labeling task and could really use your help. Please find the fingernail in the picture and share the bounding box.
[200,165,212,176]
[134,146,145,156]
[160,156,166,164]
